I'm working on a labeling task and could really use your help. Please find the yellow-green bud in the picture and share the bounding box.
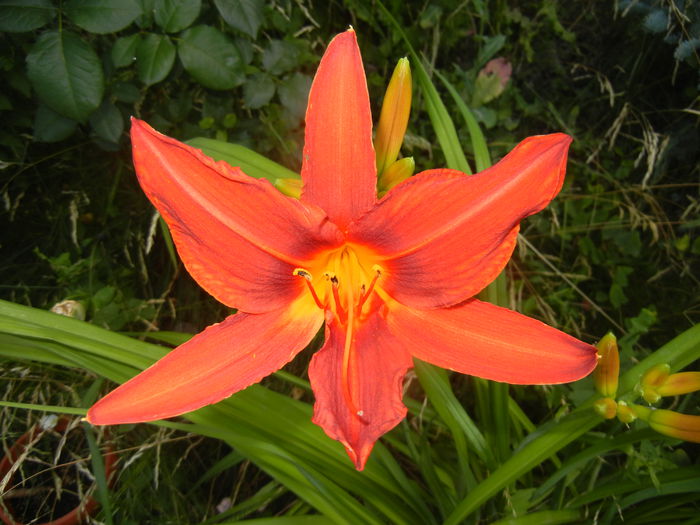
[594,333,619,398]
[375,58,412,178]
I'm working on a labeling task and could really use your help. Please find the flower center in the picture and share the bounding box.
[293,244,383,419]
[293,244,383,323]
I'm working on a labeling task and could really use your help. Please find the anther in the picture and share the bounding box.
[357,264,384,312]
[292,268,324,309]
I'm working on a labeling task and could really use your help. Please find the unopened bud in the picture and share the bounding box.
[616,401,638,424]
[639,363,671,403]
[594,397,617,419]
[646,408,700,443]
[375,58,412,177]
[378,157,415,195]
[594,333,619,398]
[657,372,700,398]
[50,300,86,321]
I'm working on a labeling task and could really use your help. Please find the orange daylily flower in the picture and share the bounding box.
[87,30,597,470]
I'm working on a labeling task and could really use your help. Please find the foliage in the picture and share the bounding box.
[0,0,698,523]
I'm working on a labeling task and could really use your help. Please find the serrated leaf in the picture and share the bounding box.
[64,0,141,34]
[89,101,124,143]
[33,104,78,142]
[0,0,55,32]
[243,73,275,109]
[26,31,104,122]
[213,0,264,38]
[111,33,140,68]
[153,0,200,33]
[136,33,176,85]
[262,39,300,75]
[178,25,244,90]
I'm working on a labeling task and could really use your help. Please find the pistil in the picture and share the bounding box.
[292,247,382,423]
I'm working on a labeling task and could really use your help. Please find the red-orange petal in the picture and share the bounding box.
[308,313,413,470]
[87,304,324,424]
[349,134,572,309]
[132,119,342,313]
[301,29,376,230]
[386,299,597,384]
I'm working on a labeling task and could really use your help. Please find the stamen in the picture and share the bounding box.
[292,268,324,309]
[324,272,346,323]
[356,264,383,313]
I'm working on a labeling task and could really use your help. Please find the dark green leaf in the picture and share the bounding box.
[26,31,104,122]
[475,35,506,69]
[278,72,310,122]
[111,33,140,68]
[262,39,300,75]
[134,0,154,28]
[112,81,140,103]
[178,25,244,90]
[0,0,55,32]
[64,0,141,34]
[89,100,124,143]
[33,104,78,142]
[243,73,275,109]
[153,0,200,33]
[136,33,176,85]
[213,0,264,38]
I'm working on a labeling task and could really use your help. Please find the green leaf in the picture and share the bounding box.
[153,0,200,33]
[112,81,140,103]
[187,136,298,182]
[136,33,176,85]
[262,39,300,75]
[111,33,140,68]
[89,101,124,143]
[26,31,104,122]
[178,25,245,90]
[243,73,275,109]
[278,72,311,122]
[214,0,264,38]
[475,34,506,69]
[0,0,55,32]
[434,70,491,172]
[33,104,78,142]
[64,0,141,34]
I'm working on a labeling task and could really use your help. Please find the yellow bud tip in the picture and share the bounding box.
[378,157,415,194]
[594,332,619,398]
[375,58,412,177]
[275,178,302,199]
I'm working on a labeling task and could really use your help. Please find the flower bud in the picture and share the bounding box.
[375,58,412,177]
[594,333,619,398]
[616,401,639,424]
[275,178,302,199]
[594,397,617,419]
[657,372,700,397]
[378,157,415,195]
[50,300,86,321]
[639,363,671,403]
[646,408,700,443]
